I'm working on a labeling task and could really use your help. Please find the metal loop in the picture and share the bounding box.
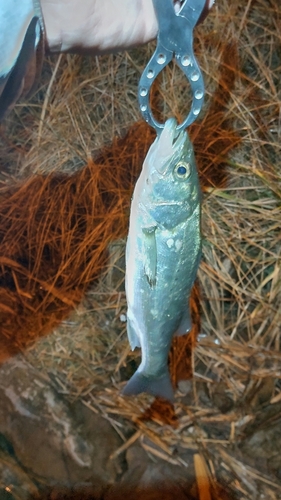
[138,0,206,134]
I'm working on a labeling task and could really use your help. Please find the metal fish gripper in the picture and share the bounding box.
[138,0,206,135]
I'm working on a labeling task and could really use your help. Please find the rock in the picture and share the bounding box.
[209,381,234,413]
[240,421,281,480]
[0,356,122,493]
[105,444,197,500]
[238,401,281,481]
[0,448,40,499]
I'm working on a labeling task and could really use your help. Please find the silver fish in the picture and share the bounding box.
[123,118,201,402]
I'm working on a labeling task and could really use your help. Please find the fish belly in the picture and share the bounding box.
[124,206,201,401]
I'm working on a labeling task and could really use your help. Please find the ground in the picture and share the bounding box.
[0,0,281,499]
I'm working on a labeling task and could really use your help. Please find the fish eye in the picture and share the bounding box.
[174,161,191,179]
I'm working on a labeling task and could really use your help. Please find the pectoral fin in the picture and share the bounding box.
[175,307,192,336]
[142,227,157,287]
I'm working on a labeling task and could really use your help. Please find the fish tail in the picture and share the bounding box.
[122,369,174,403]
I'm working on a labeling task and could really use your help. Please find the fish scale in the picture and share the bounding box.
[123,118,201,402]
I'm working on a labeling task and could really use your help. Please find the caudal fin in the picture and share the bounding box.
[122,369,174,403]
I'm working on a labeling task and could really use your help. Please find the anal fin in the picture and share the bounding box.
[127,318,141,350]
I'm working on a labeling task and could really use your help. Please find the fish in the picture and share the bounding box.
[123,117,201,402]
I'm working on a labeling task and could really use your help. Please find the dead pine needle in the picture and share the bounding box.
[0,0,281,497]
[194,454,212,500]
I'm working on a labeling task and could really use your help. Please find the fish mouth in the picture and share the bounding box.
[155,118,186,174]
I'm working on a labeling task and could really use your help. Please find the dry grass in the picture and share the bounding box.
[0,0,281,498]
[0,122,154,357]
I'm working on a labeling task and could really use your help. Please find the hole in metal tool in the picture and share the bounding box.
[181,55,191,67]
[195,89,203,99]
[140,88,148,97]
[157,54,166,65]
[149,60,193,128]
[191,71,200,82]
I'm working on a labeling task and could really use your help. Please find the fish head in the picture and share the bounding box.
[142,118,200,222]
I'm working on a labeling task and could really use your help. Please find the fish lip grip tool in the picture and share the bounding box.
[138,0,206,135]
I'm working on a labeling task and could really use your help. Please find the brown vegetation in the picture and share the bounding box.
[0,0,280,497]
